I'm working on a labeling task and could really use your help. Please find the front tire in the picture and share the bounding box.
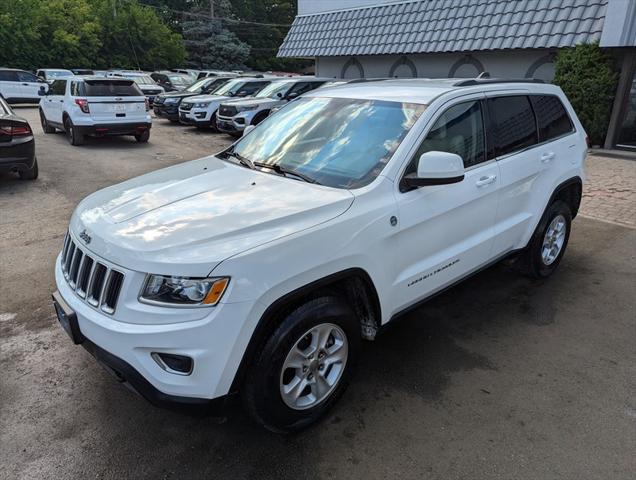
[518,200,572,278]
[64,117,84,146]
[242,295,360,433]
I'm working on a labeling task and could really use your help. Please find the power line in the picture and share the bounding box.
[138,2,293,28]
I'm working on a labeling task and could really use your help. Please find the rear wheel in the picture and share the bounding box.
[19,157,38,180]
[134,129,150,143]
[39,109,55,133]
[242,295,359,433]
[518,200,572,278]
[64,117,84,146]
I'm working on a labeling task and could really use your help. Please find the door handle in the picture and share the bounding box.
[541,152,555,163]
[22,83,29,86]
[475,175,497,187]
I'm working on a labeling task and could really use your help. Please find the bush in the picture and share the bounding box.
[553,42,619,146]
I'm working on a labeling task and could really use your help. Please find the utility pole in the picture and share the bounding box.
[210,0,214,18]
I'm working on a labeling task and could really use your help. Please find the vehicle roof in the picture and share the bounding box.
[38,68,73,72]
[308,78,557,104]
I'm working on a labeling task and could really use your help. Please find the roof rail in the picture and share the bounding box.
[454,78,545,87]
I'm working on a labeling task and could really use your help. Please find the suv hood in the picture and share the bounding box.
[223,98,279,108]
[183,94,232,104]
[70,156,354,276]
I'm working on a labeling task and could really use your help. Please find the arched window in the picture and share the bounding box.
[525,54,556,82]
[389,56,417,78]
[449,55,485,78]
[341,58,364,79]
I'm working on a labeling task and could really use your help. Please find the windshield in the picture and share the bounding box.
[130,75,155,85]
[168,74,188,85]
[212,79,249,96]
[48,70,73,78]
[228,97,426,189]
[254,81,294,99]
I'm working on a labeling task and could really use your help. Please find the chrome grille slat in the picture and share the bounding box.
[59,231,124,315]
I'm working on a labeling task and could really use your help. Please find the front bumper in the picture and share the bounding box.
[179,108,213,126]
[0,136,36,172]
[154,104,180,121]
[216,115,246,135]
[76,122,152,137]
[53,254,256,408]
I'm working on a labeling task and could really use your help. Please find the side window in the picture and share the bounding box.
[487,95,538,157]
[0,70,19,81]
[50,80,67,95]
[70,81,82,96]
[530,95,574,142]
[242,82,268,95]
[408,100,486,172]
[289,82,319,96]
[17,71,38,83]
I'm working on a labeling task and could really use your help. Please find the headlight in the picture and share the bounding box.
[193,101,211,108]
[236,104,258,112]
[164,97,179,104]
[140,275,229,306]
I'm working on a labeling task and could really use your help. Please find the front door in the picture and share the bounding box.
[16,71,43,101]
[392,97,501,315]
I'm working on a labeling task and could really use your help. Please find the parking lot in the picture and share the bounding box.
[1,106,635,479]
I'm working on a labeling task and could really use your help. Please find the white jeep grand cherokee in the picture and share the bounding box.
[53,79,586,432]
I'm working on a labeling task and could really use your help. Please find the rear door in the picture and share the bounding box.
[46,80,67,123]
[486,93,558,255]
[0,70,20,100]
[84,79,147,123]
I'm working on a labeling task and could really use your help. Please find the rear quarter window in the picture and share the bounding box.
[530,95,574,142]
[84,80,143,97]
[487,95,538,157]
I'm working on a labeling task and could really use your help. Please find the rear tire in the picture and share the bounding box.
[134,129,150,143]
[19,157,38,180]
[518,200,572,278]
[40,110,55,133]
[64,117,84,146]
[242,295,360,433]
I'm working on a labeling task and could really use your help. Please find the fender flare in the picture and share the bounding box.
[229,267,380,393]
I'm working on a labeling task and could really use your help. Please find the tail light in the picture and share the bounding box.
[144,97,150,111]
[74,98,90,113]
[0,122,32,139]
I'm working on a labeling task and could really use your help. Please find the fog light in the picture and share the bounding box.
[151,352,193,375]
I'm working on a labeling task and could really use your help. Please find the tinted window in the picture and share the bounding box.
[410,100,486,170]
[0,70,18,81]
[289,81,324,96]
[17,71,38,83]
[237,81,269,96]
[84,80,142,96]
[50,80,66,96]
[488,95,538,157]
[70,81,83,96]
[530,95,574,142]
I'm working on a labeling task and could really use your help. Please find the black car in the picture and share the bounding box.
[150,71,190,92]
[0,97,37,180]
[153,77,234,122]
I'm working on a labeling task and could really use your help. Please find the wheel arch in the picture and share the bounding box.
[251,110,270,125]
[549,176,582,219]
[229,267,381,393]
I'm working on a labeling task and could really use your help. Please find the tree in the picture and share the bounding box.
[181,1,250,70]
[553,42,619,146]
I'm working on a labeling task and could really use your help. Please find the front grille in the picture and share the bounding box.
[60,231,124,315]
[219,105,238,117]
[180,102,193,111]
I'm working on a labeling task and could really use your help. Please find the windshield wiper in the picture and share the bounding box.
[254,162,319,185]
[224,150,254,170]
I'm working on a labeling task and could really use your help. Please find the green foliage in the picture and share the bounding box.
[0,0,185,71]
[553,42,619,145]
[182,1,250,69]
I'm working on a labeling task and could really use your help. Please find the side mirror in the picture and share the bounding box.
[403,151,465,188]
[243,125,256,136]
[38,86,47,96]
